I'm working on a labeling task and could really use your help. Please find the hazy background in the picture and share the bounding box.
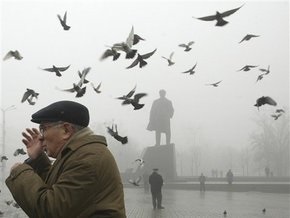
[1,0,289,178]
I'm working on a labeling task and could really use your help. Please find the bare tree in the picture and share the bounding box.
[250,109,289,176]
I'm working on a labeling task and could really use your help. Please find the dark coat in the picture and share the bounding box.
[149,172,163,193]
[6,128,126,218]
[147,97,174,132]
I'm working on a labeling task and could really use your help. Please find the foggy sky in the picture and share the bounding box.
[1,0,289,175]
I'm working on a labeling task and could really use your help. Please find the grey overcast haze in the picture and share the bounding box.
[0,0,289,176]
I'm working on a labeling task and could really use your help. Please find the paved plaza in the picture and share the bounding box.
[124,188,290,218]
[0,186,289,217]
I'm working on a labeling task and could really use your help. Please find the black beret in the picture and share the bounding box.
[31,101,89,127]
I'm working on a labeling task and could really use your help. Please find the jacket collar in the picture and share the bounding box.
[57,127,107,159]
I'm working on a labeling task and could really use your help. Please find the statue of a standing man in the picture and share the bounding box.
[147,89,174,146]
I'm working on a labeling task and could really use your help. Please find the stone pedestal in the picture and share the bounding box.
[138,143,177,181]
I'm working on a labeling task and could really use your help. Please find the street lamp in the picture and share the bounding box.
[1,105,16,182]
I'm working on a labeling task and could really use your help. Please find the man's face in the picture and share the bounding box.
[39,122,67,158]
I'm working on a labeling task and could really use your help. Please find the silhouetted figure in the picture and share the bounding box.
[147,89,174,146]
[265,166,270,177]
[143,171,150,193]
[149,168,164,209]
[226,169,234,185]
[199,173,206,192]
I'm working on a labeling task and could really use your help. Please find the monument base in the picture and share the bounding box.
[137,143,177,181]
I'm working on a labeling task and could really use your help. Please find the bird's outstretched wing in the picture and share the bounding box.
[196,14,217,21]
[221,5,244,18]
[126,58,139,69]
[126,26,134,48]
[141,49,157,59]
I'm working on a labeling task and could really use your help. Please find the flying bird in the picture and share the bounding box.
[107,124,128,144]
[41,65,70,77]
[128,176,142,186]
[194,5,243,26]
[3,50,23,60]
[112,26,137,59]
[206,80,222,87]
[275,109,285,113]
[259,65,270,75]
[181,63,197,75]
[78,67,91,84]
[271,113,282,120]
[262,208,266,214]
[117,85,136,100]
[134,158,145,167]
[126,49,157,69]
[57,11,70,30]
[100,47,121,61]
[91,82,102,93]
[120,93,147,110]
[57,83,86,98]
[133,34,145,45]
[256,74,265,83]
[21,88,39,105]
[0,156,8,162]
[162,52,175,66]
[237,65,258,72]
[254,96,277,110]
[13,148,27,156]
[239,34,259,43]
[179,41,194,52]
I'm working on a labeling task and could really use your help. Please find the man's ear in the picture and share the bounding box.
[62,123,74,139]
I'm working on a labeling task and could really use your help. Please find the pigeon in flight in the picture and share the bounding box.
[256,74,265,83]
[126,49,157,69]
[0,156,8,162]
[112,26,137,59]
[100,47,121,61]
[91,82,102,94]
[206,80,222,87]
[117,85,136,100]
[57,11,70,30]
[13,148,27,156]
[133,34,145,45]
[116,86,147,110]
[134,158,145,167]
[238,65,258,72]
[275,109,285,113]
[254,96,277,110]
[123,93,147,110]
[3,50,23,60]
[162,52,175,66]
[194,5,243,26]
[78,67,91,84]
[179,41,194,52]
[41,65,70,77]
[107,124,128,144]
[21,88,39,105]
[128,176,142,186]
[181,63,197,75]
[239,34,259,43]
[271,113,282,120]
[59,83,86,98]
[259,65,270,75]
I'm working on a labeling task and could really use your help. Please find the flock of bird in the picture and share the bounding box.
[1,3,286,217]
[2,2,286,175]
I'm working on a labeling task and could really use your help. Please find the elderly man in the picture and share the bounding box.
[6,100,126,218]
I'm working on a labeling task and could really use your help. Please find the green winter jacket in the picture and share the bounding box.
[6,127,126,218]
